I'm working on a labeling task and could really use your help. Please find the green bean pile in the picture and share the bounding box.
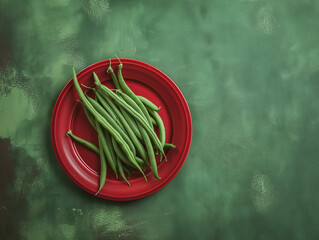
[66,59,176,195]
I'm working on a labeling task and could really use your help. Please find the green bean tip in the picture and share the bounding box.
[114,54,122,68]
[92,72,98,78]
[106,59,113,73]
[81,84,96,91]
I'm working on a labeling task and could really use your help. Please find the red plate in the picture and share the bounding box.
[51,59,192,201]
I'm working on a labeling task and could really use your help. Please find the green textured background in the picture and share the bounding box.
[1,0,319,239]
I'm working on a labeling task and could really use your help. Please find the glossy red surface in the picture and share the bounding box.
[51,59,192,201]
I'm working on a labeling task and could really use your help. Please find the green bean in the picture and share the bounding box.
[66,130,99,154]
[116,57,153,127]
[96,90,145,159]
[72,68,141,173]
[95,118,118,178]
[66,129,153,169]
[138,123,160,179]
[137,96,160,111]
[120,110,151,167]
[95,130,107,196]
[117,91,143,115]
[78,101,96,129]
[81,84,96,92]
[118,105,143,140]
[93,72,165,156]
[116,93,156,166]
[151,117,157,127]
[112,137,144,167]
[103,129,117,166]
[139,97,165,160]
[149,111,165,147]
[117,157,131,186]
[95,91,119,121]
[107,59,121,90]
[118,107,147,160]
[140,100,159,127]
[97,90,142,139]
[164,143,176,149]
[155,143,177,155]
[112,138,134,168]
[111,137,147,181]
[117,91,150,145]
[110,136,144,166]
[136,156,146,166]
[86,95,136,156]
[95,91,125,132]
[117,91,166,161]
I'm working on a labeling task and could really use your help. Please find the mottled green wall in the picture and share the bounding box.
[1,0,319,239]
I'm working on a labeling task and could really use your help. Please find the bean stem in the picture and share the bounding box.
[107,59,121,90]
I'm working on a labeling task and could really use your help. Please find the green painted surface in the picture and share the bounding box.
[1,0,319,239]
